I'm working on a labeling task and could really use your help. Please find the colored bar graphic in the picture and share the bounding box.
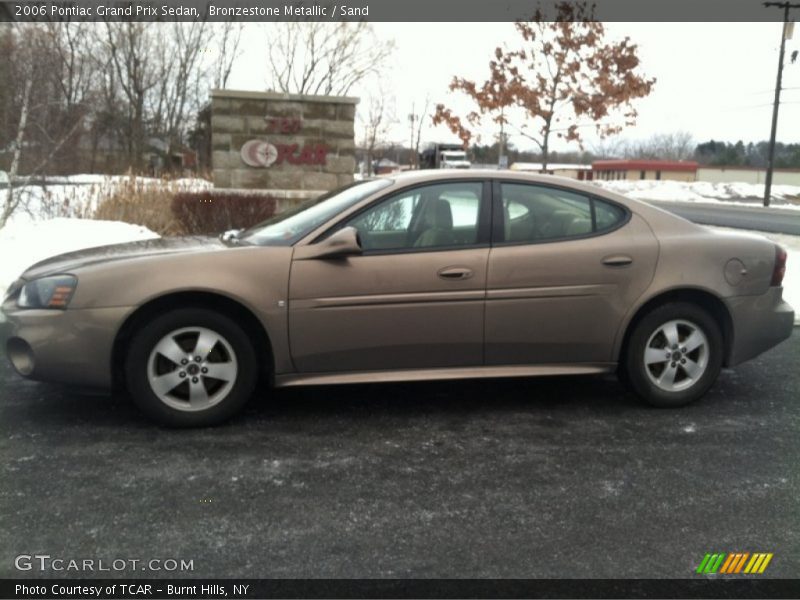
[744,554,760,574]
[734,552,750,573]
[696,553,713,574]
[700,552,774,575]
[758,553,773,573]
[719,553,736,573]
[698,553,727,574]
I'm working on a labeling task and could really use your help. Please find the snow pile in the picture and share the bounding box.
[0,218,159,303]
[593,180,800,208]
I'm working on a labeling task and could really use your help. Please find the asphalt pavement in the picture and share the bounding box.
[1,332,798,579]
[649,200,800,235]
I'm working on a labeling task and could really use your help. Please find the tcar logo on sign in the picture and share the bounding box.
[241,140,279,167]
[696,552,774,574]
[240,139,329,168]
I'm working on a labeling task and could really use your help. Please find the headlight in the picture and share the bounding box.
[17,275,78,309]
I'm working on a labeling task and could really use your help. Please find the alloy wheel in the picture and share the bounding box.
[147,326,238,412]
[643,319,709,392]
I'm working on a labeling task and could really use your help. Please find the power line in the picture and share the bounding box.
[738,85,800,96]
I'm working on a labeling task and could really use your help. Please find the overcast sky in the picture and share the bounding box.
[226,22,800,153]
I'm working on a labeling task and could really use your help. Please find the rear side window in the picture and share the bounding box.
[498,183,627,244]
[594,198,626,232]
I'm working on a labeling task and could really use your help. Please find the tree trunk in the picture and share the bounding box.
[541,131,550,173]
[1,74,33,229]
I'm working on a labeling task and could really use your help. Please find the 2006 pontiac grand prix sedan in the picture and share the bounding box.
[2,171,794,426]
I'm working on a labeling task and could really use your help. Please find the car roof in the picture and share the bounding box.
[377,169,606,197]
[383,168,557,182]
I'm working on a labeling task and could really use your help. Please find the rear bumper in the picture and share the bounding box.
[1,304,131,388]
[725,287,794,366]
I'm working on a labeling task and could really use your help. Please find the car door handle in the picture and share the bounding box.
[438,267,473,280]
[602,255,633,267]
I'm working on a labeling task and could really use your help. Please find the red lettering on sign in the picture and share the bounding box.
[311,145,328,165]
[277,144,299,165]
[274,143,329,166]
[265,117,302,134]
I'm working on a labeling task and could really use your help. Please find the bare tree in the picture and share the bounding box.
[98,22,163,170]
[589,136,627,159]
[96,22,214,171]
[1,61,33,228]
[265,22,394,96]
[150,23,209,160]
[1,23,90,227]
[409,96,430,169]
[360,90,396,175]
[211,22,244,90]
[0,20,237,207]
[624,132,695,161]
[45,23,95,109]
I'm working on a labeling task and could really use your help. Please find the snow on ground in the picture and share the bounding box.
[708,226,800,324]
[0,218,159,316]
[592,180,800,209]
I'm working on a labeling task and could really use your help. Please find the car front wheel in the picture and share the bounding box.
[624,302,723,407]
[125,308,258,427]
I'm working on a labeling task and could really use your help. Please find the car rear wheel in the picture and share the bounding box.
[125,308,258,427]
[624,302,723,407]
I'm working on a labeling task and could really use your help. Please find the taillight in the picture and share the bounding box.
[771,244,787,286]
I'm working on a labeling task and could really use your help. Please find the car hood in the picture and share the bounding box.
[21,236,228,280]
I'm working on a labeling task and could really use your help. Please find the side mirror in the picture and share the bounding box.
[294,226,362,260]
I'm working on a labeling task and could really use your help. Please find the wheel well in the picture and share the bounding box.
[111,291,274,390]
[618,289,734,368]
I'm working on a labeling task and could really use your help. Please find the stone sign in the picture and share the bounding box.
[211,90,358,196]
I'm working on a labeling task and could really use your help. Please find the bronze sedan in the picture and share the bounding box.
[2,171,794,426]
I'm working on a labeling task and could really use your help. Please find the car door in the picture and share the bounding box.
[485,181,659,365]
[288,180,491,373]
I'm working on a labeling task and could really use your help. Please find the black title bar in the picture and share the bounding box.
[3,579,800,599]
[0,0,798,23]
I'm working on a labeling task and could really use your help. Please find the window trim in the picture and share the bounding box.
[311,178,492,256]
[490,179,631,247]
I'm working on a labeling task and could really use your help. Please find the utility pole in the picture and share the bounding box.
[408,106,418,169]
[763,2,799,207]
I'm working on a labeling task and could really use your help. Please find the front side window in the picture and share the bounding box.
[239,178,392,246]
[344,182,483,252]
[498,183,627,244]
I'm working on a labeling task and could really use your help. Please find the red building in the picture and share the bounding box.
[592,160,698,182]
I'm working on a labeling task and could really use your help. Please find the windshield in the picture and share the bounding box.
[441,153,466,161]
[239,178,392,246]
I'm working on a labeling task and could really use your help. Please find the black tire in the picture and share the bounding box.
[624,302,723,408]
[124,308,258,427]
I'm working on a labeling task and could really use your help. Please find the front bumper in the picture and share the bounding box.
[2,304,132,388]
[725,287,795,366]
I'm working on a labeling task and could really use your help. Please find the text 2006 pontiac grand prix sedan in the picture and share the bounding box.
[2,171,794,426]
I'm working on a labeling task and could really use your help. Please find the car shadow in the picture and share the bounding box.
[0,360,644,430]
[244,373,641,422]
